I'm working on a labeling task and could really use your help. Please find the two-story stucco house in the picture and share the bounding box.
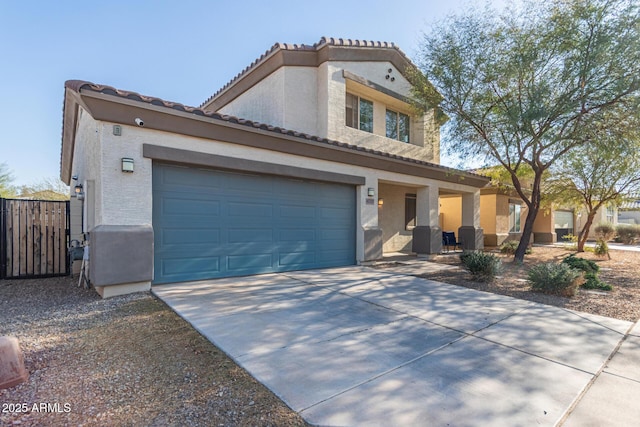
[61,37,489,297]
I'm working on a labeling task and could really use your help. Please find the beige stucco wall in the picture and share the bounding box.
[323,61,439,163]
[217,59,440,164]
[440,196,462,238]
[480,193,497,235]
[72,109,103,230]
[575,205,618,239]
[378,183,417,252]
[217,67,319,136]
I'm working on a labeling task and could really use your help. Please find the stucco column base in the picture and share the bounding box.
[95,281,151,299]
[90,224,154,291]
[458,226,484,251]
[484,233,509,247]
[363,227,383,261]
[533,232,557,244]
[412,225,442,255]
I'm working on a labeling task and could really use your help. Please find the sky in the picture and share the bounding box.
[0,0,509,187]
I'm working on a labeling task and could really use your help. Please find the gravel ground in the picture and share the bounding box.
[415,245,640,322]
[1,245,638,426]
[0,277,308,427]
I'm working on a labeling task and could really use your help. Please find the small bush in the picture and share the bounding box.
[460,251,502,282]
[500,240,518,254]
[499,240,532,254]
[561,233,578,250]
[594,239,609,258]
[528,262,583,297]
[562,254,599,274]
[616,224,640,245]
[581,272,613,291]
[594,222,616,241]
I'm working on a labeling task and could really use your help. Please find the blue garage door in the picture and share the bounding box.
[152,163,356,284]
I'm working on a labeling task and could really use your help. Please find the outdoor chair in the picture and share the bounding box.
[442,231,463,253]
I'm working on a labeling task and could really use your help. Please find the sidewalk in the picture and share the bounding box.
[551,242,640,253]
[563,320,640,426]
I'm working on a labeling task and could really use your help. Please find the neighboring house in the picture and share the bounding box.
[441,184,543,247]
[61,37,489,297]
[618,194,640,225]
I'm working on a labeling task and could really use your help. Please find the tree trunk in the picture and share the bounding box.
[514,203,538,262]
[577,212,596,252]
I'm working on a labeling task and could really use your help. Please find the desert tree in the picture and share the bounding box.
[545,111,640,252]
[0,162,15,198]
[412,0,640,261]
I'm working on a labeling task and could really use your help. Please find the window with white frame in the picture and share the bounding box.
[386,109,410,142]
[345,93,373,133]
[606,206,614,223]
[509,203,521,233]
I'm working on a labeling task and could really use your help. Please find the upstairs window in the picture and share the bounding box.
[346,93,373,133]
[386,109,410,142]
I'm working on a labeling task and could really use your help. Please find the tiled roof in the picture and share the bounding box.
[199,36,413,109]
[620,194,640,210]
[64,80,486,181]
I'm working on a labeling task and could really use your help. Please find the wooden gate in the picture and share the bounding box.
[0,199,70,279]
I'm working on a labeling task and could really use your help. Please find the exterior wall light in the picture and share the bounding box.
[378,198,384,206]
[74,184,84,200]
[367,187,375,197]
[121,158,134,173]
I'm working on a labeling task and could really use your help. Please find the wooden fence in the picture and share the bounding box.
[0,199,70,279]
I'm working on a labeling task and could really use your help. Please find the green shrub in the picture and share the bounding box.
[527,262,583,297]
[616,224,640,245]
[499,240,518,254]
[561,254,613,291]
[499,240,532,254]
[562,254,599,274]
[460,251,502,282]
[561,233,578,250]
[581,272,613,291]
[594,222,616,241]
[594,239,609,258]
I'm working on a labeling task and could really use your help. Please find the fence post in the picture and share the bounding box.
[0,198,5,279]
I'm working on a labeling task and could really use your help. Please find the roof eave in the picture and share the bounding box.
[63,83,489,189]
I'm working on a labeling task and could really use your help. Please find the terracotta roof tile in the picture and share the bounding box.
[64,80,486,181]
[199,36,413,109]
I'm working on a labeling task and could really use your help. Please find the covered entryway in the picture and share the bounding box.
[554,210,575,241]
[152,163,356,284]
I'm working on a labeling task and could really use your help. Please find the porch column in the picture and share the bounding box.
[458,191,484,250]
[412,185,441,256]
[359,180,383,262]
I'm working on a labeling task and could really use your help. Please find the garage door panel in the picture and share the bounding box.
[153,163,355,284]
[279,251,317,267]
[227,254,273,272]
[228,228,273,243]
[161,256,221,278]
[161,166,223,190]
[227,201,273,217]
[280,205,316,219]
[279,228,316,241]
[161,228,221,245]
[161,198,221,216]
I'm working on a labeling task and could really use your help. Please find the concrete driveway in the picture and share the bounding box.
[153,266,633,426]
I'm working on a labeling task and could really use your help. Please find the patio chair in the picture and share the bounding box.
[442,231,463,252]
